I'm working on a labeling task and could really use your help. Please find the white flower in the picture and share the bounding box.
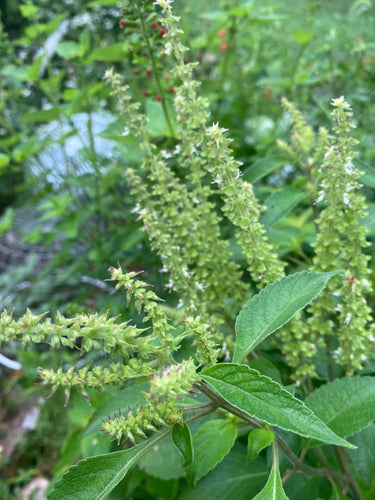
[120,127,130,137]
[165,280,174,292]
[332,347,342,360]
[164,42,172,55]
[174,144,181,155]
[160,265,169,273]
[131,203,141,214]
[191,146,199,155]
[361,354,368,362]
[344,313,352,326]
[331,96,351,110]
[362,278,372,287]
[314,190,325,204]
[103,67,114,82]
[235,169,242,180]
[368,334,375,342]
[162,150,173,159]
[211,174,222,185]
[182,267,190,278]
[196,281,206,291]
[344,157,355,175]
[343,193,351,206]
[177,299,184,309]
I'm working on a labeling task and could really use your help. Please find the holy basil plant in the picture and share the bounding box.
[25,269,371,500]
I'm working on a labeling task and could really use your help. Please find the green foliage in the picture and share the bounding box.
[233,270,336,362]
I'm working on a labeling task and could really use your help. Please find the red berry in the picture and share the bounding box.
[119,20,125,27]
[170,87,175,93]
[142,91,148,97]
[142,52,147,57]
[152,23,158,29]
[133,70,139,75]
[160,28,167,36]
[218,29,227,38]
[219,42,228,52]
[146,70,152,76]
[156,95,162,101]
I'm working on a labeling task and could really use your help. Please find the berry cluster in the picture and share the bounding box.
[118,2,176,102]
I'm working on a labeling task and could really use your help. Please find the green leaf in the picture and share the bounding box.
[243,155,286,184]
[249,358,282,385]
[172,423,194,467]
[201,364,354,448]
[138,434,184,480]
[20,3,39,18]
[84,43,128,63]
[80,29,91,56]
[361,204,375,235]
[48,437,159,500]
[233,270,336,363]
[260,186,307,228]
[56,41,84,60]
[180,445,268,500]
[293,29,313,45]
[305,376,375,438]
[20,108,61,123]
[187,419,238,486]
[27,54,44,81]
[0,207,14,235]
[0,153,10,169]
[248,428,274,460]
[146,99,175,137]
[357,159,375,188]
[349,424,375,489]
[252,463,289,500]
[88,0,119,5]
[330,484,352,500]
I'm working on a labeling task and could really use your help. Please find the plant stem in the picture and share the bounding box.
[136,0,175,137]
[334,447,364,500]
[197,381,347,482]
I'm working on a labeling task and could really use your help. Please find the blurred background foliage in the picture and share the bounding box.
[0,0,375,497]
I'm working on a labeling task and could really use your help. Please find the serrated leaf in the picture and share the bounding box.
[180,445,268,500]
[260,186,307,228]
[48,438,155,500]
[252,463,289,500]
[201,364,354,448]
[233,271,336,363]
[305,376,375,438]
[187,419,238,486]
[243,155,286,184]
[172,423,194,467]
[248,428,274,460]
